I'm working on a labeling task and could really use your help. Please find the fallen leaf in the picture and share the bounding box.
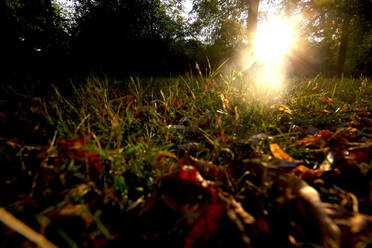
[58,135,103,173]
[291,176,341,248]
[277,104,292,114]
[220,193,254,246]
[318,151,336,171]
[270,143,295,162]
[312,85,318,92]
[173,98,184,109]
[184,203,225,248]
[249,133,270,146]
[348,146,372,162]
[152,151,178,168]
[319,130,333,139]
[323,203,372,247]
[257,217,270,233]
[298,130,332,147]
[291,165,324,181]
[298,136,321,147]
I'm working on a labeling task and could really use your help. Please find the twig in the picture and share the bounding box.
[0,207,58,248]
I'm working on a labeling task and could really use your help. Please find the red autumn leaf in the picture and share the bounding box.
[298,130,332,147]
[206,166,222,178]
[318,130,333,139]
[179,165,218,202]
[184,203,225,248]
[179,157,192,167]
[173,98,184,109]
[88,153,103,173]
[59,135,102,173]
[348,147,372,163]
[257,217,270,233]
[180,165,203,186]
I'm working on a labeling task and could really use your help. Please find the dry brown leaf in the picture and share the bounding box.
[323,203,372,246]
[219,192,254,246]
[293,176,341,248]
[298,136,322,147]
[291,165,324,181]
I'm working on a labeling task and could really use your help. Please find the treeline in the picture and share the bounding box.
[1,0,216,82]
[1,0,371,84]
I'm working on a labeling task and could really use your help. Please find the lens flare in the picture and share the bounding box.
[255,17,297,63]
[240,14,302,93]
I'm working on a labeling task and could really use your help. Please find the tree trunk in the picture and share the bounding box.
[336,17,350,76]
[247,0,259,46]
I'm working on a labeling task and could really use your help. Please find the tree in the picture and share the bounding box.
[247,0,259,45]
[191,0,261,46]
[1,0,69,80]
[281,0,372,76]
[68,0,191,76]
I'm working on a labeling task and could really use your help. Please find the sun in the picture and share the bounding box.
[255,16,299,63]
[238,15,302,93]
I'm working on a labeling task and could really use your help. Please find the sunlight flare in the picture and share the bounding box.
[255,16,299,63]
[240,14,302,93]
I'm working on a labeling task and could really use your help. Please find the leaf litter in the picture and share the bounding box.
[0,77,371,248]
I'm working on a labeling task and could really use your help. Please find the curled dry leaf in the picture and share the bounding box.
[219,192,255,246]
[323,203,372,246]
[283,174,341,248]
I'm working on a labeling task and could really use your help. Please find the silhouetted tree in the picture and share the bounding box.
[1,0,69,81]
[69,0,191,76]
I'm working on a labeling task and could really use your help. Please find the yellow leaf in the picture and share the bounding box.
[270,143,295,162]
[277,104,292,114]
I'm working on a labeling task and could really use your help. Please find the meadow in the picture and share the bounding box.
[1,70,371,247]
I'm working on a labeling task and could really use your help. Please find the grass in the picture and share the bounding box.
[0,69,371,247]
